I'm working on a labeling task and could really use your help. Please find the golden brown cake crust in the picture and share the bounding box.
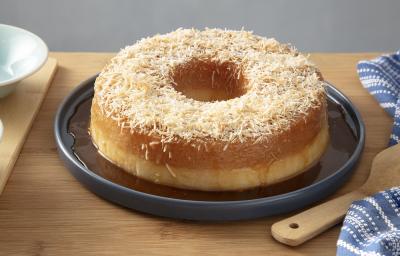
[90,97,326,170]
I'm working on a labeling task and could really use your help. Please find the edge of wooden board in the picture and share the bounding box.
[0,58,58,194]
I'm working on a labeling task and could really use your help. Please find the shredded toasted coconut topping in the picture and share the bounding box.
[94,28,325,143]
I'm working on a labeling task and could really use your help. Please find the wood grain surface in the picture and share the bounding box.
[0,52,392,256]
[0,58,57,194]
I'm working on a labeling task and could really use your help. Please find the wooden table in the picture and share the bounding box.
[0,53,392,255]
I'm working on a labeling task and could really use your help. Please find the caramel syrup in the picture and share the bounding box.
[68,98,357,201]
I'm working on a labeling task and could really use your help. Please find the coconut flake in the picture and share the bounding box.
[94,28,325,144]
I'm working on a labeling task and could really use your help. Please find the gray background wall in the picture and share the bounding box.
[1,0,399,52]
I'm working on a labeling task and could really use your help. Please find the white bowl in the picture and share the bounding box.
[0,24,48,98]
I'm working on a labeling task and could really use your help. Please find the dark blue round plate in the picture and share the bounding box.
[54,75,365,221]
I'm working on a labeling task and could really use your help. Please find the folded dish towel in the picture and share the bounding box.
[337,51,400,255]
[358,51,400,146]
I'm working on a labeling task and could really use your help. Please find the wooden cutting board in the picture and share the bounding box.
[0,58,57,194]
[0,53,394,255]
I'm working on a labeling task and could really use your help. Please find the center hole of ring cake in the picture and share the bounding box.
[171,59,247,102]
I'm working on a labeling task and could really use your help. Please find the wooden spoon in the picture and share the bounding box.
[271,143,400,246]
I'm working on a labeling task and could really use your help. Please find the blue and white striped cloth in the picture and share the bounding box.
[337,51,400,255]
[358,50,400,146]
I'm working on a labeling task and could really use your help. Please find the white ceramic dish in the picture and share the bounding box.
[0,24,48,98]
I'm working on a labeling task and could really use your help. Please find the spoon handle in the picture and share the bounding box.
[271,190,365,246]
